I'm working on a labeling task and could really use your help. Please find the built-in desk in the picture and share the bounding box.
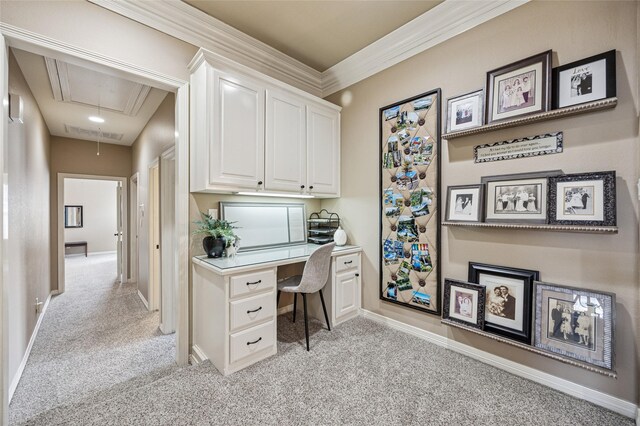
[192,244,362,375]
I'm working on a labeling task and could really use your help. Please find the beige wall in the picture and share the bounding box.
[50,136,132,290]
[64,179,119,254]
[6,51,51,391]
[132,93,174,302]
[324,1,638,404]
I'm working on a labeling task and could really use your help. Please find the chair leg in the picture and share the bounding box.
[318,289,331,331]
[302,293,310,351]
[277,290,281,308]
[292,293,297,323]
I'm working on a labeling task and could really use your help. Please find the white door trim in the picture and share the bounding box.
[0,34,191,420]
[130,172,140,285]
[147,159,160,312]
[160,146,176,334]
[57,173,128,294]
[0,32,8,425]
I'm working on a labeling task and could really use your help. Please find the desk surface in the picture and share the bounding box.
[193,243,361,275]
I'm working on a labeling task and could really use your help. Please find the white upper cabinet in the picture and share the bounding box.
[264,90,306,193]
[307,104,340,197]
[190,49,340,198]
[211,71,265,189]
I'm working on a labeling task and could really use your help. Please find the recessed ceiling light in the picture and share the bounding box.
[88,116,105,123]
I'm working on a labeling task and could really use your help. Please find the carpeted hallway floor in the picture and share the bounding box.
[9,253,177,425]
[9,254,632,425]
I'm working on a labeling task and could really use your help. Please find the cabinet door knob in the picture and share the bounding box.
[300,185,305,189]
[309,185,314,190]
[258,181,263,185]
[355,273,360,277]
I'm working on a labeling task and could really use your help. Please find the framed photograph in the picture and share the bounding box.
[446,89,484,133]
[486,50,552,124]
[443,278,485,329]
[379,89,441,316]
[534,281,615,371]
[445,184,483,222]
[482,170,562,223]
[552,50,616,109]
[468,262,539,344]
[548,171,616,227]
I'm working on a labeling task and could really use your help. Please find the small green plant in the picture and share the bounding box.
[193,212,238,247]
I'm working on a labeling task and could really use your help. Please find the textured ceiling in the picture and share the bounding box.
[12,48,169,146]
[183,0,443,71]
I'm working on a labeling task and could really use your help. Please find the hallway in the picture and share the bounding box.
[9,254,176,425]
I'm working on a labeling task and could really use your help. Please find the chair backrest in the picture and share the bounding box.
[297,243,336,293]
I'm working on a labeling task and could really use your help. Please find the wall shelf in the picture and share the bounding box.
[442,221,617,234]
[441,319,616,378]
[442,98,618,139]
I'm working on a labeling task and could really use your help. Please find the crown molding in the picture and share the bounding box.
[322,0,530,96]
[88,0,529,99]
[88,0,324,97]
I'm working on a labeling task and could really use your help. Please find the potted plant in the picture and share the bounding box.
[193,212,238,258]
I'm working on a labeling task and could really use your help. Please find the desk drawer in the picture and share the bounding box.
[230,291,275,332]
[335,253,359,272]
[230,269,276,298]
[229,320,275,364]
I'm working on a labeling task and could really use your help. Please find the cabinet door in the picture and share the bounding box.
[306,104,340,197]
[211,70,265,189]
[334,269,359,320]
[265,90,306,192]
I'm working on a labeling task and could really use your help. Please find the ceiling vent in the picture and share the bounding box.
[64,124,124,142]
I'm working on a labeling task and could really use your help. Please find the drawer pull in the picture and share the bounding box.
[247,337,262,346]
[246,280,262,286]
[246,306,263,314]
[344,260,353,265]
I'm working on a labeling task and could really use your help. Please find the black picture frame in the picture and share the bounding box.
[486,50,552,124]
[64,205,83,228]
[443,278,485,329]
[481,170,562,224]
[468,262,539,344]
[552,50,616,109]
[445,184,484,223]
[379,89,442,316]
[534,281,615,371]
[547,171,616,227]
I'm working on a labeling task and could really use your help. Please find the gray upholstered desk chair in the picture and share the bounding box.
[276,242,335,351]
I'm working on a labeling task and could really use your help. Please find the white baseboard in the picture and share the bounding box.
[137,290,149,311]
[9,291,54,402]
[88,250,117,256]
[191,344,207,365]
[361,309,637,419]
[277,304,294,315]
[636,407,639,426]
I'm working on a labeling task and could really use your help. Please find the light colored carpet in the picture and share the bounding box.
[9,253,176,425]
[14,296,632,425]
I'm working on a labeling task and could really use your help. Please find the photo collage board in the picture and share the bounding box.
[380,89,441,315]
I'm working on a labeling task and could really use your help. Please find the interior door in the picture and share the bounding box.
[116,181,124,284]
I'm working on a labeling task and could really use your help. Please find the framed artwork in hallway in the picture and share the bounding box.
[534,282,615,371]
[468,262,538,344]
[443,278,485,329]
[379,89,441,315]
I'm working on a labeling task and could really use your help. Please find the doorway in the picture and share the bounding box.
[58,174,128,293]
[0,28,191,423]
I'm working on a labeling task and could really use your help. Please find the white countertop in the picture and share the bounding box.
[193,243,361,275]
